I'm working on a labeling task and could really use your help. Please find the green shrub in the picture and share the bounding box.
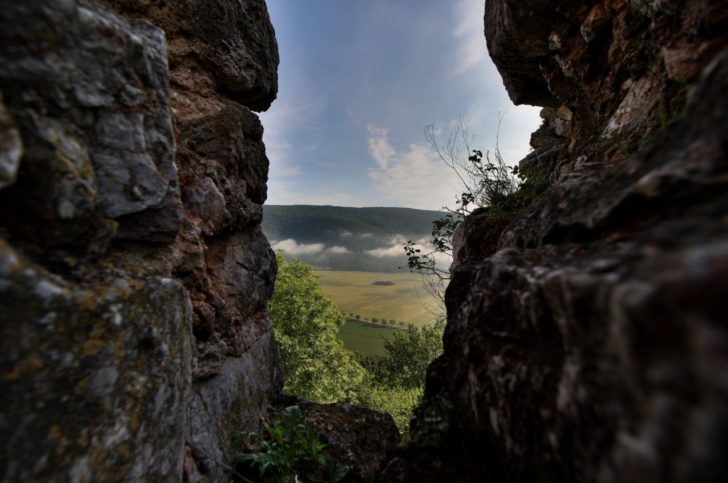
[356,385,422,436]
[270,256,365,403]
[234,406,348,483]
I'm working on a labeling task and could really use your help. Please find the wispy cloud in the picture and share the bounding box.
[367,125,397,169]
[366,124,459,210]
[451,0,487,77]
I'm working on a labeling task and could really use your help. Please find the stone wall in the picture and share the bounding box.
[0,1,281,481]
[383,1,728,481]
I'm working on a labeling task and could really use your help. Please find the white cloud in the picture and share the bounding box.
[271,239,351,256]
[271,239,325,256]
[367,125,396,169]
[366,124,460,210]
[340,230,353,238]
[326,246,350,255]
[367,245,404,258]
[366,235,452,269]
[366,235,408,257]
[359,233,373,239]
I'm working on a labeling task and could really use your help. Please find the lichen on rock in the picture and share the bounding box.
[0,0,283,481]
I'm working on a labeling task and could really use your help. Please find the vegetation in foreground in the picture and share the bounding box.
[234,405,349,483]
[269,256,444,434]
[405,122,550,284]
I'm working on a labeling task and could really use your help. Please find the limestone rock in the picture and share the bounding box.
[95,0,279,112]
[299,402,400,477]
[0,0,181,245]
[0,238,192,482]
[484,0,559,105]
[486,0,727,162]
[187,334,283,482]
[384,2,728,482]
[0,0,281,481]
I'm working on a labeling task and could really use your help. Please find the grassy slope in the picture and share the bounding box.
[316,270,441,326]
[338,320,403,355]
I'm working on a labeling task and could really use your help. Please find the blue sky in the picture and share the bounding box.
[260,0,542,210]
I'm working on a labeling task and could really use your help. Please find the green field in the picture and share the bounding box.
[315,270,443,355]
[338,320,404,355]
[315,270,442,327]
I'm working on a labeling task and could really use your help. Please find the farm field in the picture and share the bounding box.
[337,320,403,355]
[315,270,443,355]
[315,270,442,327]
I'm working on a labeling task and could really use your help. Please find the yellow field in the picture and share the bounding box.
[315,270,443,327]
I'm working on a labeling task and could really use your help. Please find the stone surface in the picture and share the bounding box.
[0,238,192,482]
[0,0,281,481]
[300,402,400,478]
[187,333,282,482]
[0,92,21,190]
[383,1,728,482]
[486,0,728,162]
[0,0,181,245]
[95,0,279,111]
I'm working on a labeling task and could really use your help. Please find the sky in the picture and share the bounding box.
[260,0,542,210]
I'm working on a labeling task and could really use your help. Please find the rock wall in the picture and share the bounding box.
[383,1,728,482]
[0,1,281,481]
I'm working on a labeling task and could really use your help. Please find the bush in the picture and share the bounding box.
[361,320,445,390]
[356,385,423,436]
[270,256,365,403]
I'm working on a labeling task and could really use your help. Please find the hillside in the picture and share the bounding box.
[262,205,445,272]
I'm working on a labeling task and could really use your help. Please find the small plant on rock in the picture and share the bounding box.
[234,405,349,483]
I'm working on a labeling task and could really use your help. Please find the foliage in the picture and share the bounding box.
[406,120,550,281]
[355,385,423,436]
[356,319,445,434]
[271,257,445,437]
[361,319,445,390]
[270,256,366,403]
[235,406,348,483]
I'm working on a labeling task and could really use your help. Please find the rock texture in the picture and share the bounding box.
[0,0,281,481]
[383,1,728,482]
[296,401,400,478]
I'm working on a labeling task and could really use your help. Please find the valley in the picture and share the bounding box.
[263,205,447,355]
[315,270,443,355]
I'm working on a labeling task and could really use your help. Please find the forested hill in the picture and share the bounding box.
[262,205,444,272]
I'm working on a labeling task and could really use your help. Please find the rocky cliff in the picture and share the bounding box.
[383,1,728,482]
[0,0,281,481]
